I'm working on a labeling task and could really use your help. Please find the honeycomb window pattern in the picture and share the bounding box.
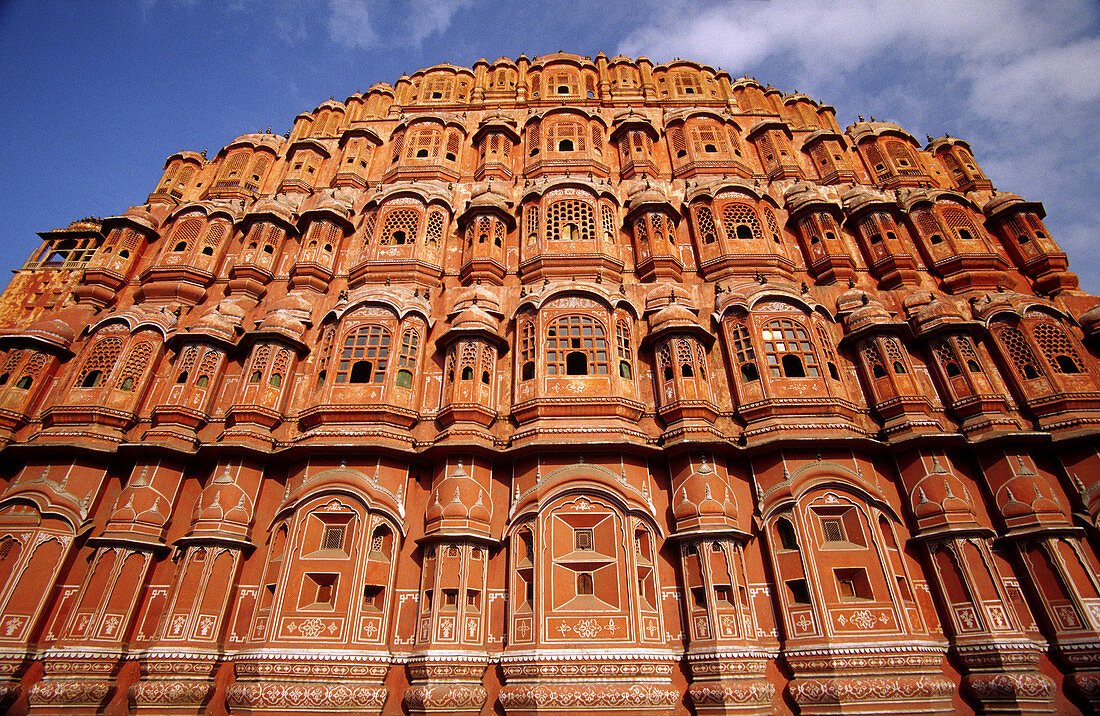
[601,205,616,241]
[995,325,1044,379]
[545,200,596,242]
[694,205,718,244]
[721,204,763,241]
[76,336,124,388]
[545,315,608,376]
[336,325,391,385]
[380,208,420,246]
[424,211,445,246]
[1034,323,1085,374]
[406,128,442,160]
[171,218,203,253]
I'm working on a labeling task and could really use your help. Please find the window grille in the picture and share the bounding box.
[424,210,444,246]
[941,207,979,241]
[574,528,594,551]
[321,525,345,550]
[996,325,1043,379]
[519,320,535,380]
[546,315,608,376]
[171,217,203,253]
[668,126,688,160]
[761,318,820,378]
[590,124,603,153]
[545,200,596,242]
[601,205,616,241]
[405,127,441,159]
[379,208,420,246]
[861,340,887,378]
[694,205,717,244]
[336,325,391,384]
[822,518,845,542]
[721,203,762,240]
[77,336,124,388]
[1034,323,1084,374]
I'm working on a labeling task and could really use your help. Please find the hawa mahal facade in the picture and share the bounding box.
[0,53,1097,715]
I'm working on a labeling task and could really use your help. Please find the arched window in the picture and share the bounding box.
[729,322,758,382]
[519,319,535,381]
[995,324,1043,380]
[761,318,820,378]
[169,217,203,255]
[861,341,888,379]
[546,315,608,376]
[545,199,597,242]
[405,126,442,159]
[721,203,762,241]
[694,205,718,245]
[547,121,586,154]
[932,339,962,377]
[616,319,633,379]
[776,517,799,551]
[1033,323,1084,375]
[379,208,420,246]
[116,339,155,392]
[395,328,420,388]
[76,335,124,389]
[336,325,391,385]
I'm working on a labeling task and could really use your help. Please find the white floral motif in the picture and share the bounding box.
[574,618,601,638]
[294,618,327,638]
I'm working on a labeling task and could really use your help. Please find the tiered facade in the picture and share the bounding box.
[0,52,1098,715]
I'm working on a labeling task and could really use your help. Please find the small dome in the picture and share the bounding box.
[425,460,492,536]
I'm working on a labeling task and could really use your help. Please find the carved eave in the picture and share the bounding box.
[926,136,974,154]
[840,187,898,220]
[609,110,660,143]
[783,183,843,221]
[102,208,159,235]
[286,137,332,159]
[846,121,921,147]
[241,327,310,354]
[0,485,89,533]
[801,128,847,149]
[526,105,608,128]
[393,112,468,135]
[276,467,407,533]
[684,176,767,205]
[513,280,639,317]
[337,127,383,148]
[438,321,509,351]
[367,181,455,212]
[519,176,618,204]
[983,192,1046,223]
[471,114,521,145]
[0,327,75,357]
[458,189,517,229]
[745,118,793,141]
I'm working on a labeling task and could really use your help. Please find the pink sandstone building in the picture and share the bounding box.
[0,52,1097,715]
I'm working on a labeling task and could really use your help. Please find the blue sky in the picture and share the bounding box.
[1,0,1098,293]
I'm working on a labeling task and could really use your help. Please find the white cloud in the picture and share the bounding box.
[327,0,380,49]
[617,0,1100,293]
[408,0,474,45]
[325,0,472,50]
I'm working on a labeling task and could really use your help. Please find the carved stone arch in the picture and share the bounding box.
[277,468,405,536]
[762,462,896,521]
[513,283,640,319]
[508,463,662,534]
[0,493,84,534]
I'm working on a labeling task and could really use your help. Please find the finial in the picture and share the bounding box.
[858,115,864,122]
[926,133,933,142]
